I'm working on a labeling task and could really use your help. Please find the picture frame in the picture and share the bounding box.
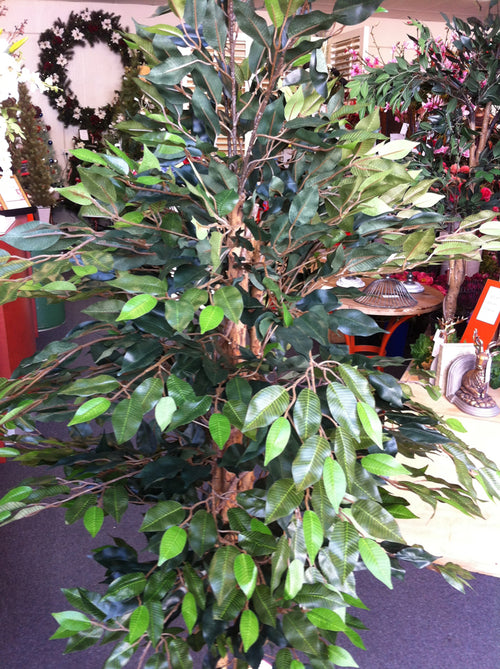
[461,279,500,347]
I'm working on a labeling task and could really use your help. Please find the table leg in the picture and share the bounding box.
[344,315,413,357]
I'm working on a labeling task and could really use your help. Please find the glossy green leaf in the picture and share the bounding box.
[361,453,411,477]
[334,427,357,493]
[233,0,270,48]
[240,609,259,652]
[356,402,383,448]
[112,397,143,444]
[83,506,104,538]
[52,610,92,632]
[306,607,348,632]
[116,294,158,321]
[243,386,289,432]
[0,485,32,505]
[234,553,258,599]
[265,479,304,524]
[105,573,146,601]
[292,435,331,490]
[67,397,111,426]
[445,417,468,433]
[251,585,277,627]
[127,605,150,644]
[140,501,185,532]
[303,510,323,564]
[61,375,120,397]
[208,546,239,605]
[213,285,244,323]
[323,457,346,513]
[188,509,217,556]
[199,305,224,333]
[324,520,360,584]
[284,558,304,600]
[351,500,404,543]
[326,383,360,439]
[165,299,195,331]
[209,413,231,449]
[109,272,166,296]
[293,389,322,441]
[358,537,393,589]
[158,526,187,565]
[271,535,291,593]
[264,416,291,465]
[338,365,375,407]
[155,396,177,432]
[327,645,359,667]
[132,377,164,414]
[181,591,197,635]
[102,484,128,523]
[289,186,320,226]
[282,611,322,656]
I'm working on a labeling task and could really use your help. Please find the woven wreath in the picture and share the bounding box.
[37,8,131,132]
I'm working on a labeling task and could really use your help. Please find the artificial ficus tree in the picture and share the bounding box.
[0,1,499,668]
[349,5,500,319]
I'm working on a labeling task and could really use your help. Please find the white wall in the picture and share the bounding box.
[3,1,171,173]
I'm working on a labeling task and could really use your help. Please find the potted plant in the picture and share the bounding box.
[0,2,499,668]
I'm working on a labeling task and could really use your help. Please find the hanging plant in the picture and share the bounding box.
[37,8,131,132]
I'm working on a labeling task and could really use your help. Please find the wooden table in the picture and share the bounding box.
[395,373,500,577]
[334,279,444,356]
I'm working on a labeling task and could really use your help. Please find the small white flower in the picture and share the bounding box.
[56,96,66,108]
[50,74,59,84]
[72,29,85,42]
[111,32,121,44]
[102,19,112,31]
[56,54,68,66]
[39,41,51,50]
[53,27,64,37]
[73,108,82,119]
[95,108,107,119]
[80,10,91,21]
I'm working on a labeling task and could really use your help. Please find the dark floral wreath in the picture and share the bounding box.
[37,8,131,133]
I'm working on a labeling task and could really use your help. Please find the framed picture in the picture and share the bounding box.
[461,279,500,347]
[0,175,33,215]
[435,342,476,394]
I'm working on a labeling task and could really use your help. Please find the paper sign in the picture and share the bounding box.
[461,279,500,346]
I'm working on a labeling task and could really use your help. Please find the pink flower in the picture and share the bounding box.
[433,146,449,154]
[480,186,493,202]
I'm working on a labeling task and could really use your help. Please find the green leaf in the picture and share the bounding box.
[112,397,143,444]
[303,510,323,564]
[139,145,161,173]
[215,189,239,216]
[284,558,304,599]
[264,416,291,465]
[127,605,150,644]
[116,294,158,321]
[52,610,92,632]
[165,299,195,331]
[199,305,224,333]
[182,592,197,635]
[0,485,32,505]
[105,573,146,601]
[109,272,166,295]
[158,526,187,565]
[361,453,411,477]
[351,500,403,543]
[234,553,258,599]
[188,509,217,556]
[292,435,331,490]
[306,607,348,632]
[243,386,289,432]
[445,417,467,433]
[289,187,320,226]
[140,501,185,532]
[209,413,231,449]
[265,479,304,524]
[323,457,346,513]
[233,0,271,48]
[83,506,104,538]
[251,585,277,627]
[358,537,393,589]
[338,365,375,407]
[213,285,244,323]
[155,396,177,431]
[282,611,322,656]
[356,402,382,448]
[102,484,128,523]
[326,383,360,440]
[67,397,111,426]
[402,229,436,261]
[293,389,322,441]
[271,535,291,593]
[61,375,120,397]
[208,546,239,605]
[327,645,359,667]
[323,520,359,584]
[240,609,259,652]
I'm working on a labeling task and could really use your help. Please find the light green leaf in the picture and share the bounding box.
[243,386,290,432]
[323,457,346,513]
[292,435,331,490]
[367,139,417,160]
[215,189,239,216]
[199,305,224,333]
[403,229,436,261]
[326,383,360,439]
[139,145,161,173]
[306,607,348,632]
[208,546,239,605]
[240,609,259,652]
[61,375,120,397]
[0,485,32,505]
[284,558,304,600]
[328,645,359,667]
[234,553,258,599]
[155,396,177,431]
[293,389,322,441]
[140,501,185,532]
[213,285,244,323]
[361,453,411,477]
[127,605,150,644]
[164,299,195,331]
[52,610,92,632]
[356,402,383,448]
[158,526,187,566]
[265,479,304,524]
[303,510,323,564]
[264,417,291,465]
[112,397,143,444]
[83,506,104,538]
[358,537,393,589]
[338,365,375,407]
[209,413,231,449]
[445,417,467,433]
[116,294,158,321]
[351,500,403,543]
[271,535,291,593]
[68,397,111,426]
[182,592,197,635]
